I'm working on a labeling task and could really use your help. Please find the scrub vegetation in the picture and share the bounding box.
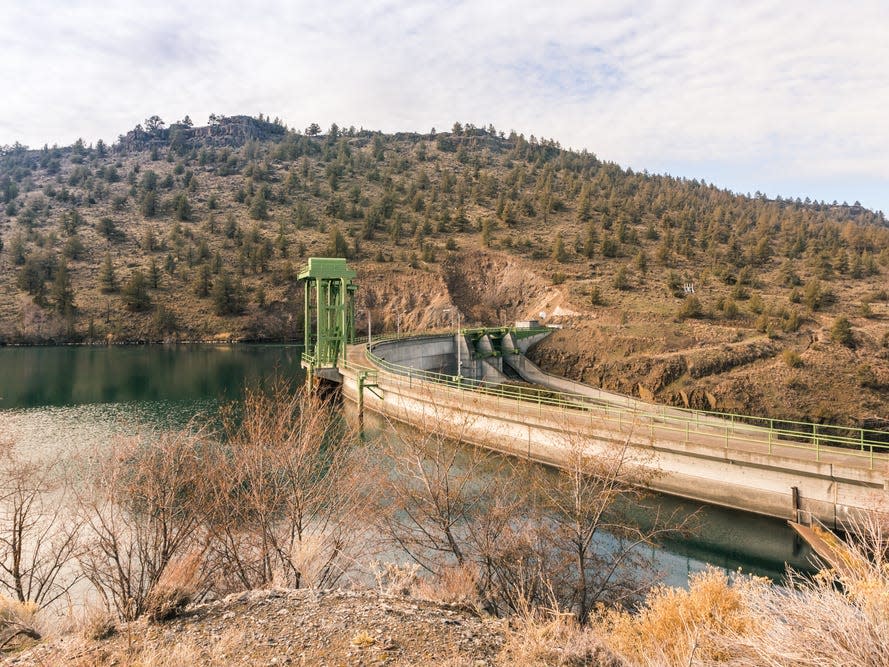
[1,115,888,428]
[1,385,888,665]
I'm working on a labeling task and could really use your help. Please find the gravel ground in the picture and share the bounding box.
[5,589,508,666]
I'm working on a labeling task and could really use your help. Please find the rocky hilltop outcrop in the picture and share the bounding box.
[117,115,287,152]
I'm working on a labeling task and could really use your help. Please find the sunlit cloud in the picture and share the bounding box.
[1,0,887,212]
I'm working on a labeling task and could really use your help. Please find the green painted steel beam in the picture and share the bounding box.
[299,257,357,371]
[298,257,357,281]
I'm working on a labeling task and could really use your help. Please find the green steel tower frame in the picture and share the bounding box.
[299,257,357,370]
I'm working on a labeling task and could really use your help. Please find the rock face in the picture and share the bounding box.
[11,589,507,666]
[118,115,287,152]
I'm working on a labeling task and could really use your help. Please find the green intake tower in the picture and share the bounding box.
[299,257,357,373]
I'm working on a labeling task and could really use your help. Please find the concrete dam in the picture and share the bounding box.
[339,329,889,529]
[298,257,889,529]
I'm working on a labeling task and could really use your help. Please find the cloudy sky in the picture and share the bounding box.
[2,1,888,213]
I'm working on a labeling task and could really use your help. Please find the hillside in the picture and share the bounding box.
[1,115,889,427]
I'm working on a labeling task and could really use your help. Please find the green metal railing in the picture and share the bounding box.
[345,334,889,471]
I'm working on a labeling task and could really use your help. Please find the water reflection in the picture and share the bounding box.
[0,344,304,409]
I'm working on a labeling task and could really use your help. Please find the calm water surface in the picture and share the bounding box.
[0,344,813,586]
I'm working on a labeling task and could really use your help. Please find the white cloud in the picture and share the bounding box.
[1,0,887,211]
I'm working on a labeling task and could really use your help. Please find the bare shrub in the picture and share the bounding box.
[0,448,82,608]
[202,380,372,593]
[77,428,211,621]
[377,415,538,615]
[378,414,681,622]
[532,433,690,622]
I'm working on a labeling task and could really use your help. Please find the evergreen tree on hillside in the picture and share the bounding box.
[174,193,192,221]
[326,226,349,258]
[17,253,50,305]
[122,270,151,312]
[212,270,245,315]
[51,257,75,316]
[148,258,161,289]
[99,252,118,293]
[249,191,268,220]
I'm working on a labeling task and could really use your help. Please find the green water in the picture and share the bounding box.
[0,344,813,587]
[0,344,305,410]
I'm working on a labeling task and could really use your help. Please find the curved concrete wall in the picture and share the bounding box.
[372,335,455,374]
[341,343,889,528]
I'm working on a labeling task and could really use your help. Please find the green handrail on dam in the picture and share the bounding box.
[349,334,889,471]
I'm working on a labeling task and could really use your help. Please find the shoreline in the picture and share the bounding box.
[0,337,304,348]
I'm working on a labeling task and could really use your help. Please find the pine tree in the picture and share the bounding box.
[249,191,268,220]
[99,252,118,293]
[175,193,192,221]
[583,221,598,258]
[552,235,568,263]
[193,264,212,297]
[212,270,245,315]
[481,218,492,247]
[148,258,161,289]
[51,257,75,316]
[326,227,349,258]
[276,220,288,257]
[122,270,151,312]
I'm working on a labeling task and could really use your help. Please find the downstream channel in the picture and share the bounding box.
[0,344,813,586]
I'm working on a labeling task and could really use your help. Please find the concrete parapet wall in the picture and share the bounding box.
[372,335,455,374]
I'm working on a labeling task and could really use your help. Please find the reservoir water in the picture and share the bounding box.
[0,344,814,586]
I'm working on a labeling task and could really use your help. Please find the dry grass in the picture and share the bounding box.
[497,606,621,667]
[413,563,481,610]
[61,626,249,667]
[371,561,421,597]
[143,551,203,622]
[0,595,42,651]
[711,513,889,667]
[75,603,118,641]
[586,512,889,666]
[597,568,763,666]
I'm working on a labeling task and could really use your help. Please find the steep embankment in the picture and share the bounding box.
[442,249,575,323]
